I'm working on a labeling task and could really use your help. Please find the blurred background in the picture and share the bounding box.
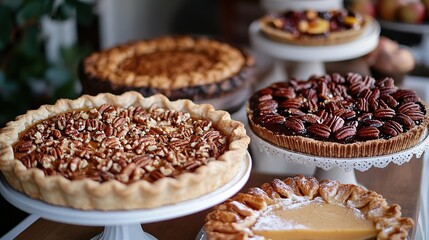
[1,0,429,236]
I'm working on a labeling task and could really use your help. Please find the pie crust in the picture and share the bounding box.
[247,73,429,158]
[80,36,255,112]
[0,91,250,210]
[260,10,369,46]
[204,175,414,240]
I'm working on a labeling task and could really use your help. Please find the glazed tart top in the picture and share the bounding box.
[264,9,366,38]
[248,73,427,144]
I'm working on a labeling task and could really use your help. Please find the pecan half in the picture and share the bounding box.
[374,108,395,119]
[394,113,415,130]
[273,87,296,99]
[381,120,403,137]
[280,99,302,109]
[300,114,321,124]
[257,100,278,112]
[363,119,383,128]
[357,126,379,139]
[284,118,305,133]
[381,95,398,108]
[334,125,356,140]
[398,102,421,114]
[308,123,331,138]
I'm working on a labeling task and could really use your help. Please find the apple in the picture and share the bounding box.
[351,0,377,17]
[422,0,429,10]
[378,0,405,21]
[398,2,425,24]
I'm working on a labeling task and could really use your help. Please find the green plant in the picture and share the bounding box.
[0,0,95,127]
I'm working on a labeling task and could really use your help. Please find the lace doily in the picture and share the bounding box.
[250,130,429,172]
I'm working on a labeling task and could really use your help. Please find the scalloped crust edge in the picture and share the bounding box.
[0,91,250,210]
[203,175,414,240]
[259,15,370,46]
[247,103,429,158]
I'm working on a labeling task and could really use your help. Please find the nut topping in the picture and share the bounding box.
[284,118,305,133]
[334,125,356,140]
[13,104,228,184]
[308,123,331,138]
[249,73,428,144]
[357,127,380,139]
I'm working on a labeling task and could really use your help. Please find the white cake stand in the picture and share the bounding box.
[379,20,429,66]
[248,19,380,84]
[0,152,252,240]
[249,130,429,185]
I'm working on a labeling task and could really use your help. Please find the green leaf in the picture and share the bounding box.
[42,0,55,15]
[51,2,75,21]
[0,71,5,85]
[17,25,43,58]
[16,1,45,26]
[71,0,94,26]
[2,0,23,10]
[0,6,14,50]
[45,66,70,87]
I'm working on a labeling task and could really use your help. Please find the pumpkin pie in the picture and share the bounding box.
[247,72,429,157]
[204,175,413,240]
[260,9,369,45]
[80,36,255,113]
[0,91,250,210]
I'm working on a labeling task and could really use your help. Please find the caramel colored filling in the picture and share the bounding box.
[119,50,215,77]
[253,200,377,240]
[13,104,228,184]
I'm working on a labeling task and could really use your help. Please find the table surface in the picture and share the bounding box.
[10,154,423,240]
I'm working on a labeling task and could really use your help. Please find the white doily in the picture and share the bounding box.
[250,130,429,172]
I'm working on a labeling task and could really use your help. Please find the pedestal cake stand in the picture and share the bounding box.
[249,130,429,185]
[0,152,252,240]
[248,19,380,84]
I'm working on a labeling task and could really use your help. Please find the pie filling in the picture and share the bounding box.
[13,103,228,184]
[249,73,427,144]
[118,50,215,77]
[253,198,377,240]
[266,9,366,37]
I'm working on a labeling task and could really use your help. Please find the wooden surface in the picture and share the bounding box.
[9,155,423,240]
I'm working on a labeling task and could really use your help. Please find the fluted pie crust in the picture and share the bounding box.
[247,73,429,158]
[248,110,429,158]
[204,175,413,240]
[0,91,249,210]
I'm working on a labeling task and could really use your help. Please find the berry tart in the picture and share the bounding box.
[80,36,255,113]
[247,73,429,158]
[0,91,249,210]
[260,9,369,45]
[204,175,413,240]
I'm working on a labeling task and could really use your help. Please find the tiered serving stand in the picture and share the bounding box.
[249,19,380,82]
[248,17,382,179]
[0,153,252,240]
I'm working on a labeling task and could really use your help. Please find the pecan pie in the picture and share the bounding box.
[247,73,429,157]
[0,91,249,210]
[204,175,413,240]
[80,36,255,113]
[260,9,369,45]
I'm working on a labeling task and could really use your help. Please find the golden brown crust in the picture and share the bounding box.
[248,104,429,158]
[203,175,414,240]
[0,91,250,210]
[82,36,252,90]
[259,15,369,46]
